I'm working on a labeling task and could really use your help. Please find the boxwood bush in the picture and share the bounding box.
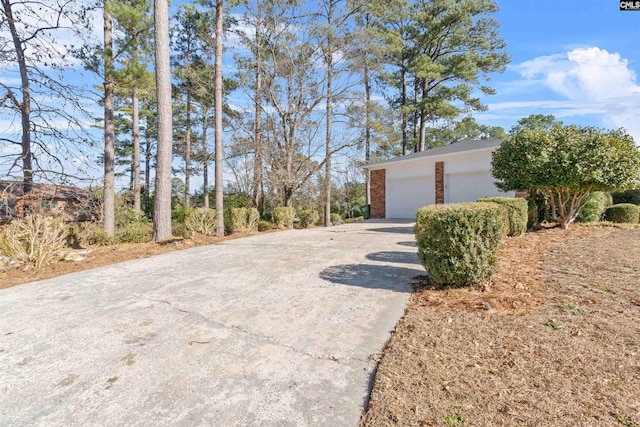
[298,209,319,228]
[185,208,218,235]
[330,213,343,225]
[273,207,295,229]
[604,203,640,224]
[477,197,527,236]
[414,203,504,286]
[230,207,260,233]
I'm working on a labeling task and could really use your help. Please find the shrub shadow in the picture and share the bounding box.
[319,263,422,293]
[366,251,421,265]
[365,226,414,235]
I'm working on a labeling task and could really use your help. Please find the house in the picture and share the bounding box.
[363,139,521,219]
[0,180,100,224]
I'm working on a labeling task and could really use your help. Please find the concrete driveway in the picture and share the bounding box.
[0,219,422,426]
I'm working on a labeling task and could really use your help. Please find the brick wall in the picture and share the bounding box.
[435,161,444,204]
[370,169,386,218]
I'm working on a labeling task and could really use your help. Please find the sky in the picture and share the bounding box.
[476,0,640,140]
[2,0,639,190]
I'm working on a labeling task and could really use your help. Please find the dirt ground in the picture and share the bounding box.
[363,226,640,427]
[0,232,253,290]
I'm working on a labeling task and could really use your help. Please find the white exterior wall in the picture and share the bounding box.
[383,149,514,218]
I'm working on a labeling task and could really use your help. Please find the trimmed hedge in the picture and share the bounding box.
[298,209,319,228]
[576,191,611,223]
[604,203,640,224]
[477,197,527,236]
[273,207,295,229]
[611,189,640,205]
[230,207,260,233]
[414,203,504,286]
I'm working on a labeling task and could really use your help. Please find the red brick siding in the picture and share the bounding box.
[370,169,386,218]
[435,161,444,204]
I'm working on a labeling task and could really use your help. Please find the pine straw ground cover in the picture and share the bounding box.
[363,226,640,427]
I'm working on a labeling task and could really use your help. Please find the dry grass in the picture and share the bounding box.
[363,226,640,427]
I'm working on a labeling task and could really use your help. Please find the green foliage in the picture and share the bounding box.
[492,123,640,228]
[604,204,640,224]
[185,208,218,235]
[257,220,273,232]
[477,197,527,236]
[576,192,611,223]
[611,189,640,205]
[298,209,319,228]
[330,213,343,225]
[172,222,192,239]
[444,413,464,427]
[82,225,113,246]
[414,203,504,286]
[273,207,295,229]
[1,214,67,268]
[172,204,189,223]
[527,199,539,230]
[115,223,152,243]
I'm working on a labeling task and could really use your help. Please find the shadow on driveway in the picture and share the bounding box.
[397,241,417,247]
[365,251,421,265]
[364,226,414,235]
[319,263,422,293]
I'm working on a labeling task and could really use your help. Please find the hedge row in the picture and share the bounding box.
[604,203,640,224]
[477,197,527,236]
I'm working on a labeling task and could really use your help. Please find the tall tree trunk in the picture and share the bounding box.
[414,77,421,152]
[184,85,192,208]
[202,111,209,209]
[132,88,141,212]
[153,0,173,241]
[324,2,334,227]
[144,116,152,216]
[418,78,427,152]
[2,0,32,193]
[252,4,263,212]
[400,65,407,156]
[364,57,371,206]
[103,1,115,235]
[214,0,224,236]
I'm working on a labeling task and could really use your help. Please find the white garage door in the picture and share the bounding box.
[387,176,435,218]
[446,171,503,203]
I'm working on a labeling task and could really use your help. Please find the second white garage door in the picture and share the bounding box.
[387,176,435,218]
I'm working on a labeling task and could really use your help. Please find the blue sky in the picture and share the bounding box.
[477,0,640,140]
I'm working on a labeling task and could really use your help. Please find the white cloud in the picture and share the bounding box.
[505,47,640,143]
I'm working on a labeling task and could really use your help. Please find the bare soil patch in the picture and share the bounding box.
[363,226,640,427]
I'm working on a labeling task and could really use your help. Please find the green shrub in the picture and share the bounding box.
[611,189,640,205]
[273,207,295,229]
[116,207,149,227]
[1,214,67,268]
[257,220,273,232]
[172,222,192,239]
[414,203,504,286]
[115,223,152,243]
[185,208,218,235]
[229,207,260,233]
[604,203,640,224]
[298,209,319,228]
[477,197,527,236]
[576,191,610,223]
[171,204,188,223]
[81,224,113,246]
[526,199,539,230]
[230,208,248,233]
[330,213,343,225]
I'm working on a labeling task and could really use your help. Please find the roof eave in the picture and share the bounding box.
[363,145,498,170]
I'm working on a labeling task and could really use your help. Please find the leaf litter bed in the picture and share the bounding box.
[363,226,640,427]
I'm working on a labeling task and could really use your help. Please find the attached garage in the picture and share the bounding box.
[364,139,516,219]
